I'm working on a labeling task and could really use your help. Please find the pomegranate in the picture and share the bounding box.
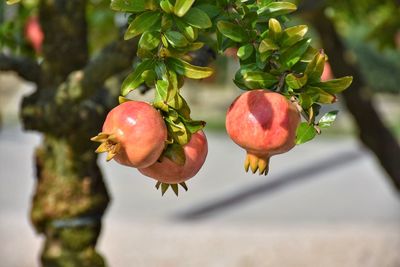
[25,16,44,54]
[224,47,238,59]
[321,62,333,81]
[139,131,208,184]
[226,90,300,175]
[91,101,167,168]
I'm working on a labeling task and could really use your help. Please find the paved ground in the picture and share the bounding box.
[1,74,399,266]
[1,125,399,267]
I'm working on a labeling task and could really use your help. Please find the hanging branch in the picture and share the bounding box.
[0,54,41,84]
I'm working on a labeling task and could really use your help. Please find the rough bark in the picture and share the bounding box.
[16,1,136,266]
[33,136,109,267]
[0,54,41,83]
[308,11,400,192]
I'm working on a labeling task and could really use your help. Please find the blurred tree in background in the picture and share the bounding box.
[0,0,399,266]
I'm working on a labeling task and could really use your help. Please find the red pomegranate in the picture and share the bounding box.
[321,62,333,81]
[25,16,44,54]
[226,90,300,175]
[91,101,167,168]
[139,131,208,184]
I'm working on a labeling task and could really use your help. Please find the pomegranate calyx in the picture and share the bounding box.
[91,132,121,161]
[155,181,189,196]
[244,153,270,176]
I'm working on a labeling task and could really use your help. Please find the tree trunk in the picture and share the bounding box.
[23,1,111,266]
[32,136,109,267]
[308,11,400,192]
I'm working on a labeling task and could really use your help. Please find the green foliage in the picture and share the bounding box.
[326,0,400,49]
[0,2,35,55]
[112,0,353,164]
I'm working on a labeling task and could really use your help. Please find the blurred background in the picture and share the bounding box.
[1,0,400,267]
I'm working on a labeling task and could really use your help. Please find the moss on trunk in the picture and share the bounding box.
[31,136,109,266]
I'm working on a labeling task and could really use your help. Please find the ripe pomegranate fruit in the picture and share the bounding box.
[91,101,167,168]
[139,131,208,184]
[25,16,44,54]
[226,90,300,175]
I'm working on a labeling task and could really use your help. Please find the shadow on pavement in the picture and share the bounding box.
[175,149,365,221]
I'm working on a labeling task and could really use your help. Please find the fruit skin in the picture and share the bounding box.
[25,16,44,54]
[99,101,167,168]
[225,90,300,175]
[139,131,208,184]
[224,47,238,59]
[321,62,334,81]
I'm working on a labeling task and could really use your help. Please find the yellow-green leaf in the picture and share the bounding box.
[174,0,195,17]
[217,21,248,42]
[182,8,212,29]
[296,122,317,145]
[166,58,213,79]
[124,11,161,40]
[6,0,21,4]
[314,76,353,94]
[281,25,308,47]
[121,59,155,96]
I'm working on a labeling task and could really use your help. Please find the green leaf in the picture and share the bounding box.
[306,86,337,104]
[121,59,155,96]
[285,73,308,89]
[6,0,21,4]
[313,76,353,94]
[161,14,174,31]
[166,57,213,79]
[281,25,308,47]
[305,51,327,82]
[299,94,313,109]
[154,80,169,112]
[182,119,206,134]
[182,8,212,29]
[166,117,190,145]
[259,38,279,53]
[174,0,195,17]
[296,122,317,145]
[160,0,174,13]
[164,31,189,47]
[196,4,221,18]
[257,2,297,17]
[175,18,196,41]
[237,44,254,60]
[319,111,339,129]
[141,70,156,86]
[139,31,160,50]
[217,21,248,42]
[111,0,146,12]
[268,18,282,41]
[280,38,311,68]
[242,71,278,89]
[124,11,161,40]
[163,143,186,165]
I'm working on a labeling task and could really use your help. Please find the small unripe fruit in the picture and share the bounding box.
[25,16,44,54]
[321,62,333,81]
[226,90,300,175]
[92,101,167,168]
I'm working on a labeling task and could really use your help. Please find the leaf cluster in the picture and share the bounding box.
[213,0,352,144]
[112,0,217,164]
[112,0,353,159]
